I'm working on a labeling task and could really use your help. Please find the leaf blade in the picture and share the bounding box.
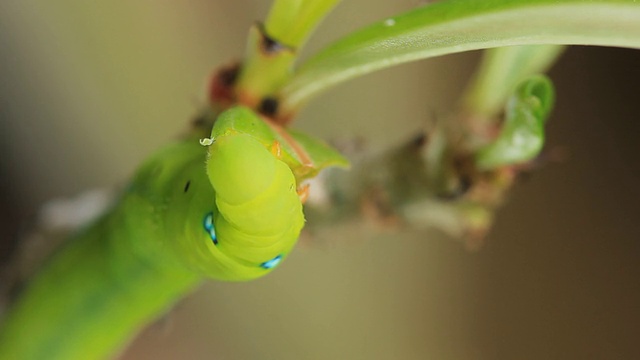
[280,0,640,112]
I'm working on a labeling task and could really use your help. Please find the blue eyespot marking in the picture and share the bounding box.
[203,212,217,245]
[260,255,283,269]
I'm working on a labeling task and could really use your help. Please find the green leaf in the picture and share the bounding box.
[288,128,350,180]
[279,0,640,113]
[475,75,555,170]
[461,45,565,119]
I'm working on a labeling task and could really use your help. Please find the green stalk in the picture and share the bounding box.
[235,0,341,109]
[264,0,342,47]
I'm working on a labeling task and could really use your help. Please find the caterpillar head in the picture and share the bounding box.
[191,108,305,281]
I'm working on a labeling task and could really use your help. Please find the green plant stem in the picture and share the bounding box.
[235,0,341,109]
[264,0,342,48]
[279,0,640,115]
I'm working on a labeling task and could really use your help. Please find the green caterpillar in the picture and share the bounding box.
[0,106,346,359]
[199,116,304,280]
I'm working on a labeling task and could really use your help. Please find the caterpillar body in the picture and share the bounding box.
[0,107,309,359]
[200,114,304,280]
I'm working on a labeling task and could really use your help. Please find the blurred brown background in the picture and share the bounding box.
[1,1,639,359]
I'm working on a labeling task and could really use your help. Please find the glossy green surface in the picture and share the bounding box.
[476,75,555,169]
[281,0,640,111]
[0,107,320,359]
